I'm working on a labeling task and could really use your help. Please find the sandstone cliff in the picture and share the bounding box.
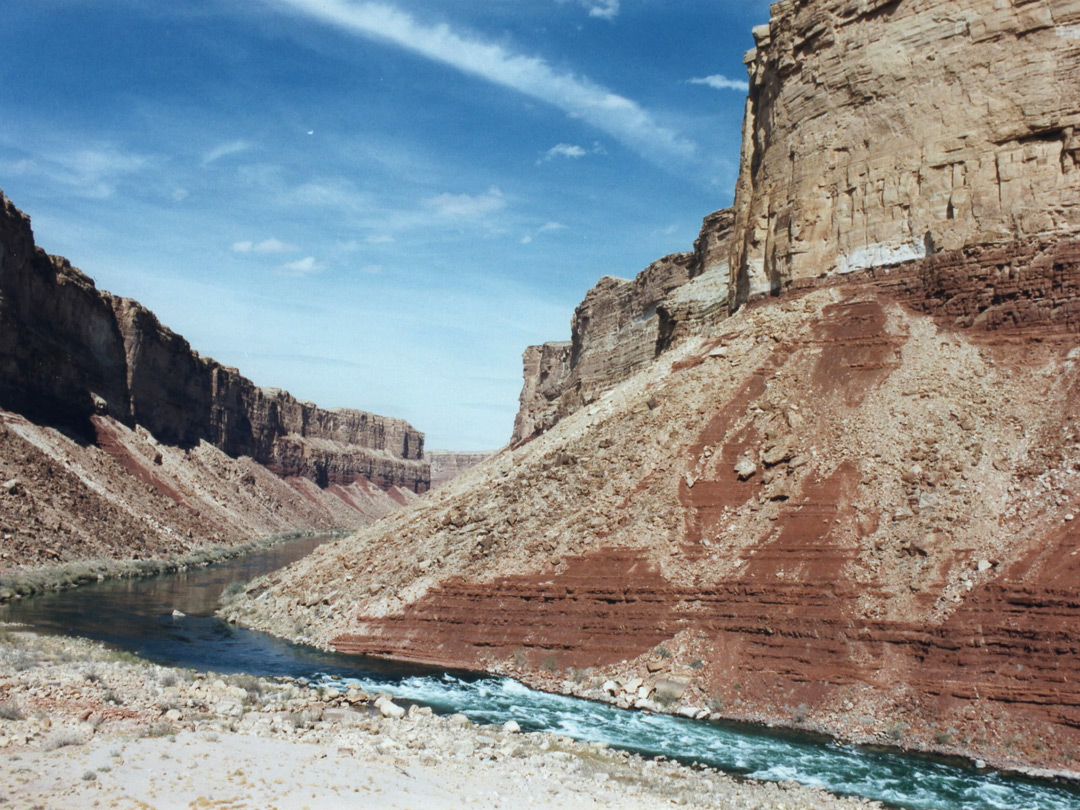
[0,190,427,570]
[227,247,1080,772]
[0,191,428,496]
[512,209,734,443]
[226,1,1080,776]
[730,0,1080,304]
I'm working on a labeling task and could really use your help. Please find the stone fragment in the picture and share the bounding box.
[375,697,406,719]
[735,458,757,480]
[653,677,689,703]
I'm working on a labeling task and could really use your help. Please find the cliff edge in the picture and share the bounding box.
[226,0,1080,775]
[0,191,428,570]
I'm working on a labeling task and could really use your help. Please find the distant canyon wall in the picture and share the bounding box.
[0,191,429,495]
[730,0,1080,303]
[424,451,492,489]
[512,209,734,444]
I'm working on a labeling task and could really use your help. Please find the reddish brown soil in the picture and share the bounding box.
[235,236,1080,773]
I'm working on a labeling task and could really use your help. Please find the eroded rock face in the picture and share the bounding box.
[730,0,1080,304]
[512,209,734,444]
[0,191,428,495]
[424,451,492,489]
[229,236,1080,773]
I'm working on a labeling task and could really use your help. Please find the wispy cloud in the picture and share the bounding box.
[277,256,324,276]
[202,139,252,165]
[583,0,620,19]
[233,237,298,254]
[687,74,749,93]
[366,234,396,244]
[537,141,605,164]
[521,221,566,245]
[264,0,694,164]
[540,143,586,161]
[4,145,149,199]
[424,186,506,220]
[559,0,620,19]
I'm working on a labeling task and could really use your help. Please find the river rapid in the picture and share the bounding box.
[2,533,1078,810]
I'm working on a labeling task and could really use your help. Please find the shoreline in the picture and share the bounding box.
[0,528,347,605]
[305,635,1080,789]
[0,625,881,810]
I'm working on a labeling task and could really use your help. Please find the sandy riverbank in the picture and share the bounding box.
[0,625,883,810]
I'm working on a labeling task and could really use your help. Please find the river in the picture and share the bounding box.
[2,533,1078,810]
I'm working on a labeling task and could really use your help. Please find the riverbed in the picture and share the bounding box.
[2,534,1079,810]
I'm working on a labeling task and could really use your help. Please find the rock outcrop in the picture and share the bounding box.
[0,191,428,496]
[512,209,734,444]
[227,253,1080,772]
[730,0,1080,304]
[0,190,427,570]
[228,1,1080,777]
[424,451,492,489]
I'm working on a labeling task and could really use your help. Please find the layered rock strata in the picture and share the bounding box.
[229,237,1080,773]
[731,0,1080,304]
[227,1,1080,776]
[0,191,428,496]
[512,209,734,444]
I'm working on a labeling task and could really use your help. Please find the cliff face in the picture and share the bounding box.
[512,209,734,444]
[0,191,428,496]
[730,0,1080,304]
[228,1,1080,776]
[424,451,492,489]
[228,243,1080,772]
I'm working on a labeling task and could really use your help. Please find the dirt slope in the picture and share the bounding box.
[227,243,1080,774]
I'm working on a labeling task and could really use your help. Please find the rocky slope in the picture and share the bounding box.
[0,191,428,496]
[227,246,1080,773]
[0,191,426,571]
[227,0,1080,777]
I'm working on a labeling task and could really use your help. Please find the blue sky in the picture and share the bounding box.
[1,0,769,450]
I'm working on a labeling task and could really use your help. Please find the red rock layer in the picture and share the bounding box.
[296,237,1080,771]
[332,549,681,670]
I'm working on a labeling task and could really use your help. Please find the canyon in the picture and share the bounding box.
[226,0,1080,778]
[0,190,428,571]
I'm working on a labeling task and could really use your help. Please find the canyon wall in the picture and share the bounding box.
[229,0,1080,776]
[512,209,734,444]
[730,0,1080,304]
[424,451,492,489]
[0,191,429,496]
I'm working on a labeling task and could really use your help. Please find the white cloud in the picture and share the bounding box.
[540,143,587,162]
[265,0,695,163]
[687,74,750,93]
[5,145,149,199]
[202,139,252,165]
[233,237,298,254]
[521,221,567,244]
[584,0,619,19]
[424,186,506,220]
[558,0,620,19]
[538,141,606,164]
[277,256,324,276]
